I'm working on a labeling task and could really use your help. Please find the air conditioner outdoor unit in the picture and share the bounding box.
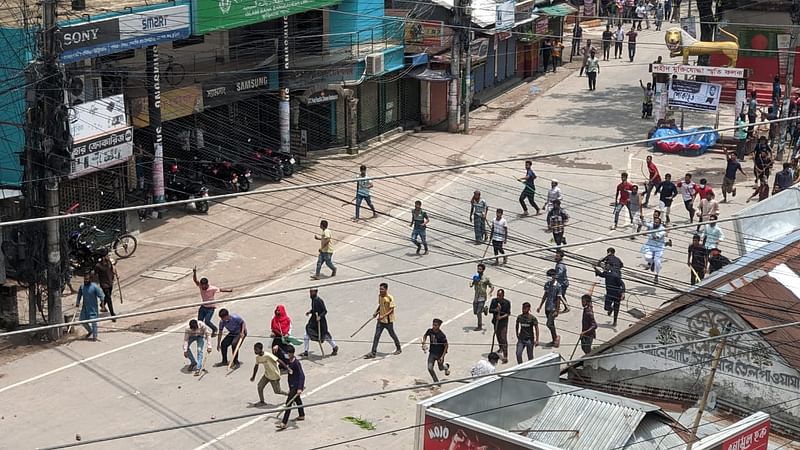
[365,53,384,76]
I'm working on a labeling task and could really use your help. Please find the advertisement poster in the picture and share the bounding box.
[194,0,342,34]
[668,79,722,112]
[69,94,127,142]
[720,419,770,450]
[422,415,527,450]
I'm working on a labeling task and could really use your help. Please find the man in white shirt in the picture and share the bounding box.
[183,319,212,376]
[676,173,697,223]
[546,179,563,214]
[470,352,500,377]
[702,215,725,251]
[614,24,625,59]
[490,209,509,266]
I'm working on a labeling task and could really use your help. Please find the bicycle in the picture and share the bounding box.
[163,55,186,87]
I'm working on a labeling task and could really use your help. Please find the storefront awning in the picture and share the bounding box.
[408,67,454,82]
[536,3,578,16]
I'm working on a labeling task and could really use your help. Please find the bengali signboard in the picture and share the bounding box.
[68,94,127,142]
[70,127,133,178]
[651,63,746,78]
[58,5,190,63]
[719,419,770,450]
[668,79,722,112]
[194,0,343,34]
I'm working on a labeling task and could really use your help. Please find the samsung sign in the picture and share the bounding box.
[58,5,191,63]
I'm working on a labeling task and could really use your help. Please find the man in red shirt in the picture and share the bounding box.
[643,155,661,207]
[693,178,714,199]
[613,172,634,229]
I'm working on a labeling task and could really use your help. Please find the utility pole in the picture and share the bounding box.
[41,0,66,339]
[686,326,729,450]
[462,1,473,134]
[280,16,291,153]
[448,0,464,133]
[778,0,800,161]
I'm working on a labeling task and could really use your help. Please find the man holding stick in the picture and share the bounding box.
[302,288,338,357]
[183,319,212,376]
[364,283,402,359]
[215,308,247,369]
[276,345,305,430]
[193,267,233,338]
[537,269,563,348]
[251,342,288,405]
[489,289,511,363]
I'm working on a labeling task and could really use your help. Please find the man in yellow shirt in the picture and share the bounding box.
[312,220,337,280]
[250,342,288,405]
[364,283,402,358]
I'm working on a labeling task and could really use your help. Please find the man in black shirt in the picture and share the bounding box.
[515,302,539,364]
[657,173,678,224]
[597,247,624,279]
[707,248,732,274]
[421,318,450,382]
[489,289,511,363]
[594,265,626,326]
[774,162,794,194]
[722,151,746,202]
[601,25,613,61]
[688,234,708,285]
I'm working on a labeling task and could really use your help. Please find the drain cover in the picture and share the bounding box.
[141,266,193,281]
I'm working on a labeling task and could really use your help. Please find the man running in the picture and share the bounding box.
[546,179,563,214]
[722,150,747,202]
[547,199,569,245]
[688,234,708,285]
[696,191,719,232]
[302,288,338,357]
[276,345,305,430]
[515,302,539,364]
[518,161,540,215]
[489,289,511,363]
[469,263,493,331]
[640,214,667,284]
[410,200,430,255]
[537,269,563,348]
[215,308,247,368]
[312,220,337,280]
[594,264,626,326]
[421,318,450,382]
[643,155,661,207]
[250,342,287,405]
[490,209,508,266]
[76,274,105,341]
[183,319,212,376]
[355,164,376,221]
[657,173,678,224]
[365,283,402,358]
[701,215,725,252]
[676,173,697,223]
[597,247,624,280]
[193,267,233,338]
[613,172,634,229]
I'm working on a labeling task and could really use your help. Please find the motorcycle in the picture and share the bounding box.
[166,162,211,213]
[196,155,252,192]
[243,138,284,182]
[67,223,138,273]
[265,148,299,177]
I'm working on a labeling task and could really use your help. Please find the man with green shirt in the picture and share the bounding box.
[469,263,494,331]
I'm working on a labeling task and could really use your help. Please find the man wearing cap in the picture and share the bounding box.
[469,263,493,331]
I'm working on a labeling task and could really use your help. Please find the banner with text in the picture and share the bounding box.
[193,0,342,34]
[70,127,134,178]
[668,79,722,112]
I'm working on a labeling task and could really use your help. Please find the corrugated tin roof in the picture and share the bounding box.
[518,383,652,449]
[625,416,688,450]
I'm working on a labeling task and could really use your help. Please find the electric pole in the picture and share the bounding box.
[462,1,472,134]
[448,0,463,133]
[686,326,729,450]
[40,0,67,339]
[777,0,800,161]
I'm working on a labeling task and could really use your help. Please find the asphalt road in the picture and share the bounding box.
[0,27,750,450]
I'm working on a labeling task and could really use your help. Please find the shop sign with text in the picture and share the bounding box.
[70,127,133,178]
[69,94,127,142]
[202,71,272,108]
[59,5,190,63]
[132,85,203,127]
[194,0,343,34]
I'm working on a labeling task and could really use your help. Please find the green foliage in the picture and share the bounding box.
[342,416,377,431]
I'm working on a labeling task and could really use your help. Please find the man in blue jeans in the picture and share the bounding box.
[215,308,247,368]
[183,319,211,376]
[76,274,105,341]
[355,165,377,221]
[312,220,337,280]
[193,267,233,338]
[410,200,429,255]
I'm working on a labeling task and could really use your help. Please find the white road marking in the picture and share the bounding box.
[191,308,472,450]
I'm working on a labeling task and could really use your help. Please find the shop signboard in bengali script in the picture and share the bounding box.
[70,127,134,178]
[714,418,770,450]
[668,79,722,112]
[194,0,343,34]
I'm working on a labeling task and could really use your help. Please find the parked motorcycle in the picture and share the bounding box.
[195,155,252,192]
[67,223,138,273]
[243,138,284,182]
[264,148,299,177]
[166,162,211,213]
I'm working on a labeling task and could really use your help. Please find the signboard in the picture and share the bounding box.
[423,415,527,450]
[470,38,490,63]
[59,5,191,63]
[651,63,746,78]
[194,0,342,34]
[535,17,548,35]
[305,90,339,105]
[720,419,770,450]
[668,79,722,111]
[202,72,271,109]
[69,94,127,142]
[70,127,133,178]
[132,85,204,127]
[496,0,515,31]
[406,20,445,46]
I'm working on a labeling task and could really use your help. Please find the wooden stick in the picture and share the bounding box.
[690,266,702,285]
[67,300,81,335]
[114,271,124,304]
[350,316,373,338]
[316,313,325,356]
[275,392,301,418]
[227,335,245,370]
[569,338,581,361]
